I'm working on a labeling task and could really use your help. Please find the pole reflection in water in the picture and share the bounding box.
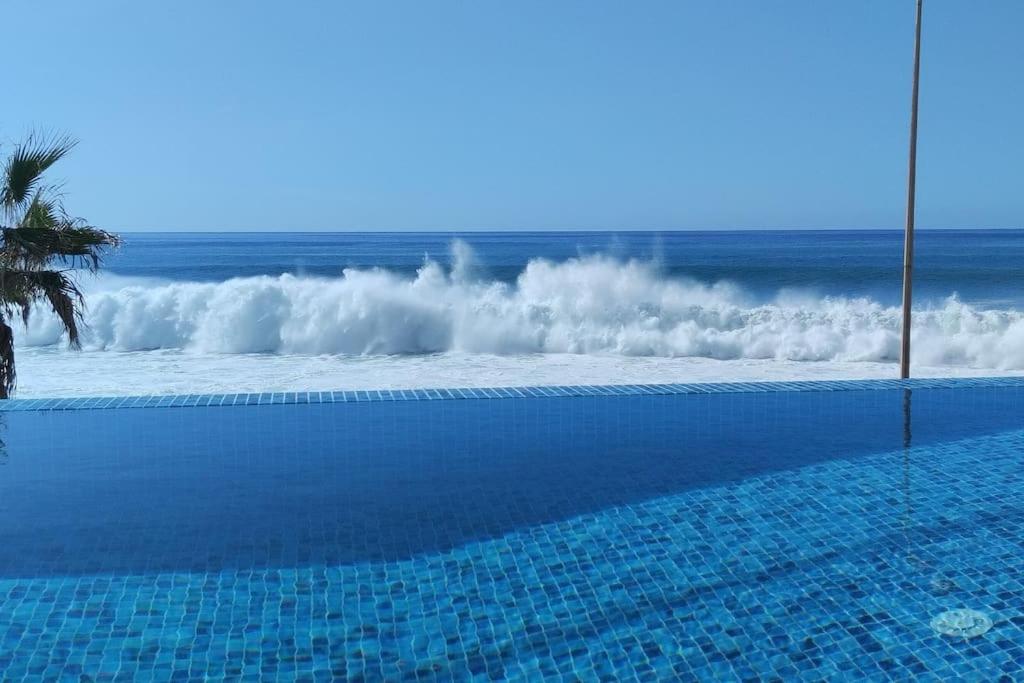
[903,387,912,524]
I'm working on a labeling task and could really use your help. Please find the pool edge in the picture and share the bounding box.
[3,376,1024,412]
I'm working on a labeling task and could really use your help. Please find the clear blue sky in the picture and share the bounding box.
[5,1,1023,231]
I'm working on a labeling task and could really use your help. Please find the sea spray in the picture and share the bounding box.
[15,250,1024,370]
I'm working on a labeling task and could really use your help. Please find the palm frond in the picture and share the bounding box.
[19,190,61,229]
[0,268,84,346]
[0,133,76,217]
[3,204,120,270]
[0,133,115,398]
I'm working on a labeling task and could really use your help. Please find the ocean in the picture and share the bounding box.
[15,230,1024,397]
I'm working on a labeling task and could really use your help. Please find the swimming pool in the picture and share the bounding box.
[1,378,1023,680]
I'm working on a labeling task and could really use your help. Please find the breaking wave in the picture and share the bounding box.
[16,247,1024,370]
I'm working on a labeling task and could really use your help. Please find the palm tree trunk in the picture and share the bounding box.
[0,318,14,399]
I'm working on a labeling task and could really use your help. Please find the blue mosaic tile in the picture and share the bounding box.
[0,384,1022,678]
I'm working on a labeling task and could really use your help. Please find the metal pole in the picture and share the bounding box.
[900,0,923,379]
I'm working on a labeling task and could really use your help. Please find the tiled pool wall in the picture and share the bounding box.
[3,375,1024,411]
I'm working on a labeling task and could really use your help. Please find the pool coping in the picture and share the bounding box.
[1,376,1023,412]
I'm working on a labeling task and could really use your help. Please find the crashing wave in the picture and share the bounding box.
[16,246,1024,370]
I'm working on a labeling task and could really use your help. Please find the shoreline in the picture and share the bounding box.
[12,348,1024,398]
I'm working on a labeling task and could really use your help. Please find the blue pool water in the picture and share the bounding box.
[1,379,1024,679]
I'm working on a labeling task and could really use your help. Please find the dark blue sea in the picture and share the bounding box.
[106,229,1024,307]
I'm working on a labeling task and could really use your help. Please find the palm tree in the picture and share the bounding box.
[0,134,119,398]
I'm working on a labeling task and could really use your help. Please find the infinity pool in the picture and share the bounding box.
[1,379,1023,680]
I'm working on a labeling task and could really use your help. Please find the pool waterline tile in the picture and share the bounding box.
[1,375,1023,412]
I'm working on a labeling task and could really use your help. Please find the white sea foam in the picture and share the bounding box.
[11,246,1024,396]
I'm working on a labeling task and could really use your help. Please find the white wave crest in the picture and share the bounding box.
[17,249,1024,370]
